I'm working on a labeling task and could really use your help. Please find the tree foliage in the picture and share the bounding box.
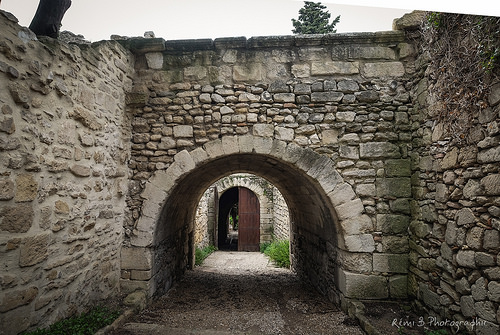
[291,1,340,34]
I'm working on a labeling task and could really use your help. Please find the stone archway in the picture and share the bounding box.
[121,134,376,303]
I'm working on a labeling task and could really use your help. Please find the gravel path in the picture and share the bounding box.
[110,251,365,335]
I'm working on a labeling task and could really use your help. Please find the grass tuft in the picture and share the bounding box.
[261,240,290,268]
[195,245,217,266]
[22,306,121,335]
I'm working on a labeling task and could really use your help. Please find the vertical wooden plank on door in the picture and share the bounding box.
[238,187,260,251]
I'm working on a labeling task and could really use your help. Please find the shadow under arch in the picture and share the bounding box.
[124,135,375,303]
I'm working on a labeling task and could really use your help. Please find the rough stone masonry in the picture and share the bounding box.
[0,8,499,335]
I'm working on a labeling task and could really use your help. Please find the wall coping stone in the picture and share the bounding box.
[118,31,406,54]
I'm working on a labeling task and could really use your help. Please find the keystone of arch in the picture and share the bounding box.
[132,135,370,251]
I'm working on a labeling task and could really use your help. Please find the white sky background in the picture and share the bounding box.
[1,1,499,42]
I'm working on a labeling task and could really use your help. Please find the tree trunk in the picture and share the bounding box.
[29,0,72,38]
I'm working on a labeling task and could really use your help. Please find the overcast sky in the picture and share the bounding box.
[1,0,499,42]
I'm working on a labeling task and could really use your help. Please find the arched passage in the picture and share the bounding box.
[122,135,376,303]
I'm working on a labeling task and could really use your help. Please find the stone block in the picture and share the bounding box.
[252,124,274,137]
[385,159,411,177]
[382,236,409,253]
[337,79,359,93]
[221,136,239,155]
[281,142,303,164]
[356,184,376,197]
[389,198,411,214]
[376,178,411,198]
[311,61,359,75]
[344,234,375,252]
[341,214,373,235]
[204,139,223,158]
[360,142,400,158]
[338,270,388,299]
[389,275,408,298]
[456,250,476,268]
[0,286,38,312]
[355,90,379,103]
[190,147,208,165]
[376,214,410,234]
[460,295,476,318]
[19,234,49,267]
[0,203,33,233]
[338,251,373,273]
[363,62,405,77]
[233,63,264,82]
[481,174,500,195]
[456,208,476,226]
[328,183,356,207]
[336,198,365,221]
[275,127,294,141]
[478,146,500,163]
[373,253,408,273]
[121,247,153,271]
[475,301,497,322]
[311,91,344,103]
[145,52,164,69]
[321,129,339,145]
[14,174,38,202]
[254,136,275,155]
[71,107,103,130]
[130,228,154,248]
[173,125,193,138]
[70,164,91,177]
[0,178,15,200]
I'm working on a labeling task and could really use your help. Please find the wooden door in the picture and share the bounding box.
[238,187,260,251]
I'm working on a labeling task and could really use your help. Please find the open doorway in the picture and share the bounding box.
[194,173,290,253]
[217,186,260,251]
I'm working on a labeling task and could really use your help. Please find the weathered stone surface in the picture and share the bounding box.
[252,124,274,137]
[456,250,476,268]
[14,174,38,202]
[0,204,33,233]
[481,174,500,195]
[0,286,38,312]
[0,178,15,200]
[311,61,359,75]
[71,107,103,130]
[363,62,405,77]
[70,164,91,177]
[19,234,49,267]
[360,142,400,158]
[121,247,153,271]
[373,253,408,273]
[173,125,194,138]
[376,178,411,198]
[145,52,164,69]
[339,271,388,299]
[311,91,343,103]
[376,214,409,234]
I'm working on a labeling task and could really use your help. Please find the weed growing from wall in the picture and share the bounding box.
[419,13,500,144]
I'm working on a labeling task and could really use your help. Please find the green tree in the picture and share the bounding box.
[292,1,340,34]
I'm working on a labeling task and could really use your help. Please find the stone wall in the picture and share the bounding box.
[409,30,500,335]
[271,185,290,241]
[122,29,416,304]
[0,10,134,335]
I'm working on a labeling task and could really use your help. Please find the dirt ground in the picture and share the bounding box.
[109,251,365,335]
